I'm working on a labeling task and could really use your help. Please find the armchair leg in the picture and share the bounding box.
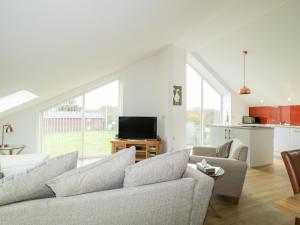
[231,197,240,205]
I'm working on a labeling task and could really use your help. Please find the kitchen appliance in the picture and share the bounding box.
[242,116,260,124]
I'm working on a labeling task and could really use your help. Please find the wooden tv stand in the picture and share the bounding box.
[111,139,161,162]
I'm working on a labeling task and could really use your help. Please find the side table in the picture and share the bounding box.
[0,145,26,155]
[188,163,225,218]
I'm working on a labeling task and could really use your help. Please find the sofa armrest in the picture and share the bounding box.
[189,155,247,169]
[189,155,247,198]
[183,166,214,225]
[192,146,217,157]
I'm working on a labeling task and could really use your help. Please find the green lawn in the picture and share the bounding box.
[43,130,116,157]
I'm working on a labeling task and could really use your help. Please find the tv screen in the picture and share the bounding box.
[118,116,157,139]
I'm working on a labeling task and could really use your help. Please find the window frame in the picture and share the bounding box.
[39,78,121,159]
[186,63,223,145]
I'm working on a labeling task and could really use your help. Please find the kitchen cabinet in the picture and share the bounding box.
[210,126,250,147]
[274,127,290,156]
[211,125,300,165]
[210,125,274,167]
[229,128,251,147]
[289,127,300,149]
[273,127,300,157]
[210,126,230,145]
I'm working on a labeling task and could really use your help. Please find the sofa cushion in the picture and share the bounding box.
[46,147,136,197]
[216,140,233,158]
[0,151,78,206]
[123,149,190,188]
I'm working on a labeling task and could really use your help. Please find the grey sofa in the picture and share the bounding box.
[0,166,214,225]
[190,138,248,204]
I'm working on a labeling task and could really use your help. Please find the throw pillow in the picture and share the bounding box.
[229,139,246,160]
[216,140,233,158]
[46,147,136,197]
[123,148,190,188]
[0,151,78,206]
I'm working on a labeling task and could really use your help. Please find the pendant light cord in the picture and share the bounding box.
[244,53,246,87]
[243,50,247,87]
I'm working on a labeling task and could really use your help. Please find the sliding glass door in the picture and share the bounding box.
[41,80,119,158]
[202,80,222,145]
[186,65,222,146]
[186,64,203,145]
[83,81,119,157]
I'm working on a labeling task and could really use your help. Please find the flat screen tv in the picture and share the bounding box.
[118,116,157,139]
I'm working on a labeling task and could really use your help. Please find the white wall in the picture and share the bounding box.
[230,93,249,124]
[121,45,187,151]
[0,45,188,154]
[190,52,248,125]
[1,45,247,155]
[166,47,187,150]
[0,108,39,154]
[121,47,169,151]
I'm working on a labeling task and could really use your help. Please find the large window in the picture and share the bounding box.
[41,80,119,158]
[186,65,222,145]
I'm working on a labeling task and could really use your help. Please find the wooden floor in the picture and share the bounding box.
[205,159,294,225]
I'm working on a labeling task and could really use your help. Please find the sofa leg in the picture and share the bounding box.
[231,197,240,205]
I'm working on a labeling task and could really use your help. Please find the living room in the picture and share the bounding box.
[1,1,300,225]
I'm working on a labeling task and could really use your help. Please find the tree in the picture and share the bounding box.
[56,99,82,112]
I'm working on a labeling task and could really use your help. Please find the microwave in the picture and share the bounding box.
[242,116,260,124]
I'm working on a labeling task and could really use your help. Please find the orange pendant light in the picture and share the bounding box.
[239,50,251,95]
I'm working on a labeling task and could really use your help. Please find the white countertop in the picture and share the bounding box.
[211,124,300,129]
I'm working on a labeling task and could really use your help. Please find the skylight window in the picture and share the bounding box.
[0,90,38,113]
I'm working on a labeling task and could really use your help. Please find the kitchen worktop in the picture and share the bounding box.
[210,124,274,167]
[210,124,300,167]
[211,124,300,129]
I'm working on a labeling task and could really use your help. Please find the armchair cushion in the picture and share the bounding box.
[216,140,233,158]
[228,139,248,161]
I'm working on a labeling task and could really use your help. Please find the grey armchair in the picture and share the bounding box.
[190,138,248,204]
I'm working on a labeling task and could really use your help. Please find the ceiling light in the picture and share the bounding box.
[0,90,38,113]
[239,50,251,95]
[260,99,264,103]
[288,98,292,102]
